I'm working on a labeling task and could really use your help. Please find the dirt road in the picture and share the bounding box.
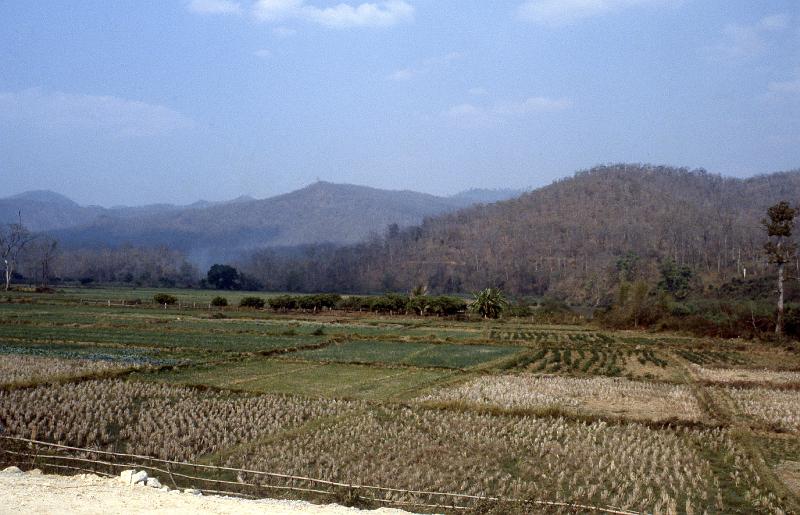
[0,468,415,515]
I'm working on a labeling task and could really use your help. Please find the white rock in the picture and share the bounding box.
[119,470,135,484]
[131,471,148,485]
[160,486,170,492]
[145,477,162,488]
[183,488,202,496]
[27,469,43,476]
[2,466,22,474]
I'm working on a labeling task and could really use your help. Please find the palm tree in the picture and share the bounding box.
[470,288,508,319]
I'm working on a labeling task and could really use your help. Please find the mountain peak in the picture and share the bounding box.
[7,190,79,207]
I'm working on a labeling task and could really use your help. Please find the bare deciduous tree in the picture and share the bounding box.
[0,212,36,291]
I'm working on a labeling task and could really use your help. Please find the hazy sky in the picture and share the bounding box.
[2,1,799,206]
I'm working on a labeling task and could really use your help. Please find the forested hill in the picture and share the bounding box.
[239,164,800,302]
[47,182,500,265]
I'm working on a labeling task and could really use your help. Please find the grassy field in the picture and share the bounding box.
[294,340,523,368]
[142,358,454,400]
[1,288,800,513]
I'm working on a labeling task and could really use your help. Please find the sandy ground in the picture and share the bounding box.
[0,469,416,515]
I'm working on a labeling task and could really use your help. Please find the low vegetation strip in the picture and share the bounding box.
[0,380,357,461]
[504,345,670,379]
[693,365,800,387]
[139,360,452,401]
[490,330,614,344]
[419,375,704,423]
[294,340,521,369]
[726,387,800,432]
[0,438,643,515]
[219,405,776,513]
[0,323,327,353]
[0,355,139,388]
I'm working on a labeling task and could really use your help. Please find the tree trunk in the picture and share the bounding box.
[4,259,10,291]
[776,262,784,336]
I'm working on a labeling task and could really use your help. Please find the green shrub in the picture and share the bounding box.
[239,296,265,309]
[370,293,408,313]
[268,295,298,311]
[506,302,532,318]
[153,293,177,305]
[211,296,228,307]
[337,296,373,311]
[428,296,467,316]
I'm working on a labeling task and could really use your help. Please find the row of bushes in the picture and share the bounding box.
[153,291,579,321]
[202,293,468,316]
[597,288,799,341]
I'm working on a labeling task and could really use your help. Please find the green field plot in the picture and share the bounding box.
[144,359,452,400]
[4,287,282,306]
[506,345,673,378]
[489,328,614,345]
[0,324,325,353]
[293,340,522,369]
[0,340,189,366]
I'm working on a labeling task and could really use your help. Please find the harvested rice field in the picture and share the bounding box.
[1,290,799,513]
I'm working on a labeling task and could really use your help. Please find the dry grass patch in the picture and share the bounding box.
[726,387,800,432]
[775,461,800,496]
[223,406,779,513]
[419,374,704,423]
[0,379,357,461]
[692,365,800,387]
[0,355,133,387]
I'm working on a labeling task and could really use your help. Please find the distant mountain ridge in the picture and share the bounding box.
[448,188,526,204]
[231,164,800,301]
[1,182,524,266]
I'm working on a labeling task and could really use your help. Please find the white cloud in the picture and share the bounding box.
[769,70,800,95]
[253,0,303,21]
[388,68,417,81]
[770,78,800,94]
[757,14,790,31]
[253,48,273,58]
[494,96,572,115]
[273,26,297,37]
[518,0,679,26]
[387,52,461,82]
[305,1,413,28]
[705,14,790,61]
[446,96,572,127]
[186,0,242,15]
[0,89,191,138]
[253,0,413,28]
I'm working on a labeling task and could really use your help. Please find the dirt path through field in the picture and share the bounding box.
[0,470,416,515]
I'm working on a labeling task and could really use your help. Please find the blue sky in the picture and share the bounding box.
[1,0,799,206]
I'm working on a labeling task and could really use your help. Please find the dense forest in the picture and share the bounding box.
[235,164,800,304]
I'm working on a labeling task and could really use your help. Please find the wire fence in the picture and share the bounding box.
[0,436,639,514]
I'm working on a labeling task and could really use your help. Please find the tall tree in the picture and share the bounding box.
[0,213,35,291]
[26,236,59,288]
[763,201,797,336]
[206,264,241,290]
